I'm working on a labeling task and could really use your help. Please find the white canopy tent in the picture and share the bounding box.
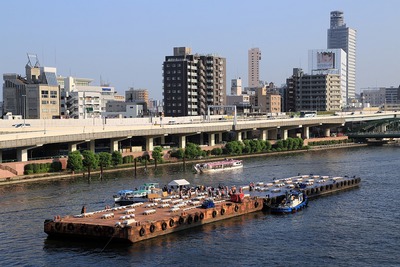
[168,179,190,187]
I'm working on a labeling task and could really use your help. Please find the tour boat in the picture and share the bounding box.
[264,190,308,214]
[113,183,161,205]
[193,159,243,174]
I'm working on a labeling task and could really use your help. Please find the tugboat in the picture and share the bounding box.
[264,190,308,214]
[113,183,161,205]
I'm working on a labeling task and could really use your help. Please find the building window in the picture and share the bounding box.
[41,90,49,98]
[50,91,57,98]
[42,100,49,104]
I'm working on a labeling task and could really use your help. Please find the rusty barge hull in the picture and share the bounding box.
[44,196,263,244]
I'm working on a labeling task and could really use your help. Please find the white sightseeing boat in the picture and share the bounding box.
[193,159,243,174]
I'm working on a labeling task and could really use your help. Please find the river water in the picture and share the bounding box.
[0,146,399,267]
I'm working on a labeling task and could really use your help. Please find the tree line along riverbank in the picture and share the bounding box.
[0,137,366,186]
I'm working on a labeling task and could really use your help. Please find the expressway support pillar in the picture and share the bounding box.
[324,128,331,137]
[111,137,131,153]
[179,135,186,149]
[282,129,288,140]
[0,150,2,163]
[89,140,95,152]
[236,132,242,142]
[145,137,154,152]
[261,129,268,141]
[302,126,310,139]
[69,143,77,152]
[243,131,248,140]
[160,136,165,145]
[17,148,28,162]
[208,133,215,146]
[218,132,223,143]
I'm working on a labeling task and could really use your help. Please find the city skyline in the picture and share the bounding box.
[1,0,400,101]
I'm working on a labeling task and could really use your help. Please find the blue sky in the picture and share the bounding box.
[2,0,400,100]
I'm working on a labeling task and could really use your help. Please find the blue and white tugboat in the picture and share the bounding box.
[264,190,308,214]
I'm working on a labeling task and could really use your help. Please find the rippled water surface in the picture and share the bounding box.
[1,146,399,266]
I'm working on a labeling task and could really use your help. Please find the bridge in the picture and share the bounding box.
[0,112,397,162]
[346,117,400,139]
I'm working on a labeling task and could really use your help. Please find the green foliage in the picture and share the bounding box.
[174,148,185,159]
[98,152,112,168]
[82,150,99,171]
[24,162,53,175]
[67,150,83,172]
[211,147,223,155]
[184,143,203,159]
[50,161,62,172]
[111,151,123,166]
[224,141,243,155]
[308,139,351,146]
[151,146,164,163]
[123,155,134,164]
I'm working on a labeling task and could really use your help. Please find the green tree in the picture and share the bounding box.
[67,150,83,173]
[170,148,184,159]
[287,138,294,150]
[111,151,123,166]
[82,150,98,178]
[152,146,164,163]
[184,143,202,159]
[242,140,251,153]
[98,152,112,177]
[224,141,243,155]
[211,147,223,155]
[275,140,283,150]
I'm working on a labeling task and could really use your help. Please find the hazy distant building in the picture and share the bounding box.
[3,54,60,119]
[126,88,149,104]
[248,48,261,87]
[308,49,347,108]
[103,101,144,118]
[327,10,357,105]
[361,86,400,107]
[231,78,242,96]
[163,47,226,116]
[226,94,251,114]
[286,68,341,112]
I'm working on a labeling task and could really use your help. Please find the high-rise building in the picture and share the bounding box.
[163,47,226,116]
[248,48,261,88]
[286,68,342,112]
[327,10,356,105]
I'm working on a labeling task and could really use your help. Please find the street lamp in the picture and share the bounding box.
[22,95,26,125]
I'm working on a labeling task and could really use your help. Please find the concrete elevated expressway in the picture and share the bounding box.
[0,112,397,162]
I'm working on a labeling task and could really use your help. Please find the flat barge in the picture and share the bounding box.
[44,193,263,244]
[44,174,360,244]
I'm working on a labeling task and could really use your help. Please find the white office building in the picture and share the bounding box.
[58,76,124,119]
[308,49,347,108]
[327,10,357,105]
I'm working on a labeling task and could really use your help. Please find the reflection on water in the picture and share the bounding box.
[1,147,400,266]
